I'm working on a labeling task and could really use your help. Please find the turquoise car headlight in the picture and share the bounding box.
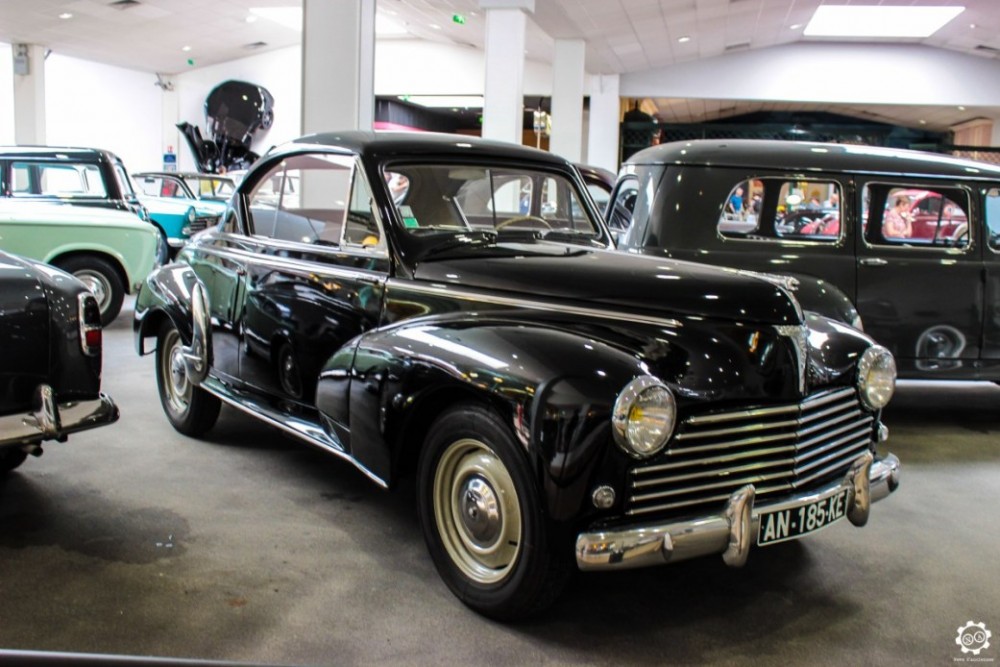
[612,376,676,458]
[857,345,896,410]
[187,208,196,223]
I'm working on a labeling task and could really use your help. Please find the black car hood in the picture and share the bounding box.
[413,246,802,326]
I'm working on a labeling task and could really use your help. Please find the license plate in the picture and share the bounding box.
[757,488,850,546]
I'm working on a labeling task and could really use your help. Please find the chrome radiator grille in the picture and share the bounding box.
[627,387,873,517]
[190,215,220,232]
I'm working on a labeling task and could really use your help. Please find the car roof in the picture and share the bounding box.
[134,171,234,180]
[0,145,118,161]
[276,131,576,169]
[626,139,1000,181]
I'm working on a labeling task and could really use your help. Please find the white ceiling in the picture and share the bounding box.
[1,0,998,131]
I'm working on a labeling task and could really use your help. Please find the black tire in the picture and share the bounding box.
[55,255,125,327]
[417,403,569,620]
[0,448,28,473]
[155,322,221,436]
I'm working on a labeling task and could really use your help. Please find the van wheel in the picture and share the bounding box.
[54,255,124,326]
[0,448,28,473]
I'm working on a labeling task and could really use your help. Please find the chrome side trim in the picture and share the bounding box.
[388,279,684,330]
[0,388,119,448]
[576,453,899,572]
[198,376,389,489]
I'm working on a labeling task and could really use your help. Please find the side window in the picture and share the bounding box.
[985,188,1000,252]
[718,179,765,236]
[718,178,840,242]
[343,170,381,247]
[608,179,638,232]
[773,180,840,241]
[863,184,969,248]
[247,153,353,245]
[137,176,165,197]
[11,164,31,194]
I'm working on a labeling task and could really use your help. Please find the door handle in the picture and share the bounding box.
[860,258,888,266]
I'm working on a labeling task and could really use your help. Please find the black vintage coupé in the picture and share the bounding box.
[0,250,119,472]
[133,132,900,619]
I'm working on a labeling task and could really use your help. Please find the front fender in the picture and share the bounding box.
[317,320,649,521]
[133,263,201,355]
[786,273,861,329]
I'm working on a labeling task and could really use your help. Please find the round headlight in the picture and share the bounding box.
[857,345,896,410]
[612,376,676,458]
[187,208,197,223]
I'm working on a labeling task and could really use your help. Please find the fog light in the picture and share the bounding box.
[592,485,616,509]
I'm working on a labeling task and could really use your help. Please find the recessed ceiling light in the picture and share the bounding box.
[58,12,73,19]
[678,36,691,43]
[919,119,927,125]
[970,23,977,29]
[804,5,965,38]
[245,15,258,23]
[958,105,966,110]
[182,45,192,52]
[430,23,442,30]
[790,24,803,30]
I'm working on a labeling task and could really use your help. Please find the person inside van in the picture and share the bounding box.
[884,196,913,238]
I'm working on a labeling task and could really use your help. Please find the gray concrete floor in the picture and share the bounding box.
[2,299,999,666]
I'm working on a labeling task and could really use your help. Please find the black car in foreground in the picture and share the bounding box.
[134,132,900,619]
[0,250,119,472]
[612,139,1000,380]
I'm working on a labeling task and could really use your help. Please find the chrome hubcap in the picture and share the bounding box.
[74,270,110,311]
[162,332,191,414]
[432,438,521,584]
[460,476,502,546]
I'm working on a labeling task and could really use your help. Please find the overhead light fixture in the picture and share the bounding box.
[400,95,484,108]
[789,24,802,30]
[804,5,965,38]
[245,15,258,23]
[181,45,192,52]
[59,12,73,19]
[958,105,966,110]
[249,7,302,31]
[678,36,691,43]
[430,23,442,30]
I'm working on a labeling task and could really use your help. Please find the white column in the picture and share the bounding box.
[587,74,621,173]
[12,44,46,145]
[480,0,535,145]
[160,76,180,169]
[550,39,585,162]
[301,0,376,135]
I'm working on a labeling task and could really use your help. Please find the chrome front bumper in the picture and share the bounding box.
[576,452,900,571]
[0,384,119,449]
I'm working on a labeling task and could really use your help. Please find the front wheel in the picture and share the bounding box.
[156,323,221,436]
[417,404,569,620]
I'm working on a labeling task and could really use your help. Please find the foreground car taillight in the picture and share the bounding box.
[78,293,102,357]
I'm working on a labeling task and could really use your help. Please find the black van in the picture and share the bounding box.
[611,139,1000,381]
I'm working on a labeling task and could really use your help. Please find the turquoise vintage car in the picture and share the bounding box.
[0,200,160,324]
[137,195,222,255]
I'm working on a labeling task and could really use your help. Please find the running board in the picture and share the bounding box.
[200,376,388,489]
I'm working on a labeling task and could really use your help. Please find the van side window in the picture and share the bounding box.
[863,184,969,248]
[717,178,840,242]
[986,188,1000,252]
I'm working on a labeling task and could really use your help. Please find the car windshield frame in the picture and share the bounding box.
[378,161,611,263]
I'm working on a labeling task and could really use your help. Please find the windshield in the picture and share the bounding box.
[114,163,136,197]
[382,164,606,259]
